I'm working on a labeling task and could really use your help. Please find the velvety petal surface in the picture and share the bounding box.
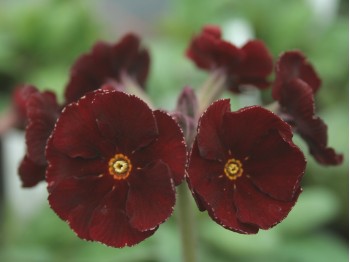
[186,26,273,92]
[64,42,112,103]
[272,51,321,100]
[188,140,258,233]
[134,110,186,185]
[235,40,273,88]
[126,161,175,231]
[234,176,301,229]
[25,91,60,165]
[48,175,113,240]
[46,144,106,187]
[64,34,150,104]
[51,91,115,159]
[222,106,292,159]
[91,91,158,153]
[186,26,242,70]
[12,84,38,127]
[246,130,305,201]
[197,99,230,161]
[89,183,156,247]
[280,79,343,165]
[18,155,46,187]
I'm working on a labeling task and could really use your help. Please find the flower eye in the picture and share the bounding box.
[108,153,132,180]
[224,158,243,180]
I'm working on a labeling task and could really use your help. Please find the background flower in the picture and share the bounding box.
[18,86,60,187]
[64,34,150,104]
[186,25,273,93]
[272,51,343,165]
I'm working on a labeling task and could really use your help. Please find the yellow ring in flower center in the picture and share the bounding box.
[108,153,132,180]
[224,158,243,180]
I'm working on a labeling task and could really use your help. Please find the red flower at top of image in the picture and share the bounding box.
[272,51,343,165]
[16,86,61,187]
[186,25,273,92]
[46,90,186,247]
[187,100,306,233]
[64,34,150,104]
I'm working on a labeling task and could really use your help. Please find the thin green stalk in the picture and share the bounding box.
[197,70,227,114]
[121,74,155,109]
[263,101,280,113]
[176,182,197,262]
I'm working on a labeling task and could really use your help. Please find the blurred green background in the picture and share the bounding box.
[0,0,348,261]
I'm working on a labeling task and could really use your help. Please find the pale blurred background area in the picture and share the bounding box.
[0,0,348,261]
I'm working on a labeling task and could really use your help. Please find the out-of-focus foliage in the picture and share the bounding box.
[0,0,100,107]
[0,0,348,261]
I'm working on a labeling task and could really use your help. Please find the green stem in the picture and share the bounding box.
[121,74,155,109]
[197,70,227,114]
[264,101,280,113]
[176,182,197,262]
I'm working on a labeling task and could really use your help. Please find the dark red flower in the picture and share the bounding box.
[18,88,60,187]
[186,25,273,93]
[187,100,306,233]
[11,84,38,129]
[46,90,186,247]
[272,51,343,165]
[64,33,150,104]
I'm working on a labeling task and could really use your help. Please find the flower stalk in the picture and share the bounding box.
[176,182,197,262]
[197,70,227,114]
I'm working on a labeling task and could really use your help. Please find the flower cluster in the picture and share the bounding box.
[10,25,342,248]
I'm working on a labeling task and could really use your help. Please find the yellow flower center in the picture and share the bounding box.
[108,153,132,180]
[224,158,243,180]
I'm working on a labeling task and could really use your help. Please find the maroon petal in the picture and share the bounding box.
[48,175,113,240]
[51,91,114,159]
[222,106,292,159]
[25,91,60,165]
[126,161,175,231]
[197,99,231,161]
[134,110,186,185]
[273,51,321,100]
[186,28,242,70]
[202,25,222,39]
[89,184,156,247]
[64,34,150,104]
[111,34,140,74]
[187,26,272,93]
[64,42,113,103]
[234,176,301,229]
[235,40,273,88]
[46,144,106,187]
[18,155,45,187]
[246,130,306,201]
[12,84,38,128]
[91,91,158,153]
[188,140,258,233]
[128,49,150,87]
[280,79,343,165]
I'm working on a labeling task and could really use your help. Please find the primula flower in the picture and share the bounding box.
[187,100,306,233]
[18,87,60,187]
[11,84,38,129]
[186,25,273,93]
[272,51,343,165]
[46,90,186,247]
[64,33,150,104]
